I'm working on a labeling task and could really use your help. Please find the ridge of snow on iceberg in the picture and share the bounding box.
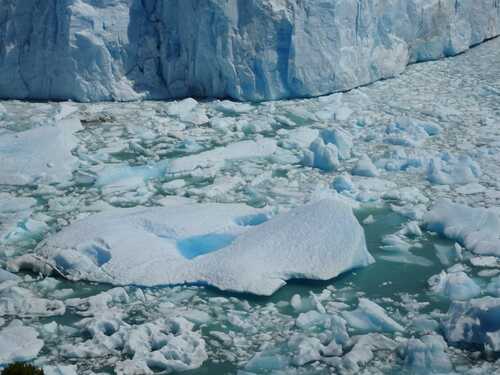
[35,198,373,296]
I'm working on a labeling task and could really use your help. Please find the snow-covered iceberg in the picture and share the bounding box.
[1,0,498,102]
[34,198,373,296]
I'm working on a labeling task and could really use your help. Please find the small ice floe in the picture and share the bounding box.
[444,297,500,352]
[342,298,404,333]
[434,244,463,267]
[63,316,207,374]
[331,174,354,194]
[424,200,500,256]
[379,228,431,267]
[341,333,397,373]
[470,256,500,268]
[455,183,486,195]
[165,138,277,176]
[362,215,375,225]
[352,154,379,177]
[0,280,66,317]
[65,287,129,317]
[43,365,78,375]
[428,268,481,300]
[486,276,500,296]
[213,100,253,115]
[94,138,278,193]
[280,127,319,150]
[0,320,44,365]
[166,98,209,125]
[384,117,441,148]
[34,198,373,296]
[0,268,19,283]
[399,334,452,375]
[302,138,340,172]
[427,153,481,185]
[0,103,82,185]
[0,194,39,247]
[302,128,353,171]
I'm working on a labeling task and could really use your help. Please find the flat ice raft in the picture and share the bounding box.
[36,199,373,295]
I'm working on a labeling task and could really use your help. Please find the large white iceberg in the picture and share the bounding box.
[34,198,373,296]
[0,1,498,102]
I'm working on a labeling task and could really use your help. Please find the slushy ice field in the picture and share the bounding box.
[1,38,500,374]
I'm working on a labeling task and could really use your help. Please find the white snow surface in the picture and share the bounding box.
[36,198,373,295]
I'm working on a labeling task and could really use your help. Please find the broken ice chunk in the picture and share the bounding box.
[424,200,500,256]
[428,270,480,300]
[352,155,379,177]
[444,297,500,352]
[399,334,452,374]
[0,320,44,364]
[342,298,404,333]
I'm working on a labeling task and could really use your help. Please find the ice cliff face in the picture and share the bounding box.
[1,0,499,102]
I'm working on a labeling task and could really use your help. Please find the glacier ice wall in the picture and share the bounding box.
[0,0,499,102]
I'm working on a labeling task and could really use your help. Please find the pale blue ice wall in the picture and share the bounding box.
[0,0,499,102]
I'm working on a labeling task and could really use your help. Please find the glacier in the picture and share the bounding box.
[0,0,499,102]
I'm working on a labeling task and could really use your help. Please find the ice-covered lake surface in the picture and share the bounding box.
[0,37,500,374]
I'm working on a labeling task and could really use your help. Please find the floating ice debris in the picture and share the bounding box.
[444,297,500,352]
[342,333,397,373]
[428,270,481,300]
[0,269,19,282]
[166,138,278,176]
[352,155,379,178]
[487,276,500,297]
[379,230,432,267]
[0,281,66,317]
[384,117,441,148]
[332,174,354,193]
[43,365,78,375]
[301,128,352,171]
[302,138,340,172]
[427,154,481,185]
[342,298,404,333]
[0,104,82,185]
[399,334,452,374]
